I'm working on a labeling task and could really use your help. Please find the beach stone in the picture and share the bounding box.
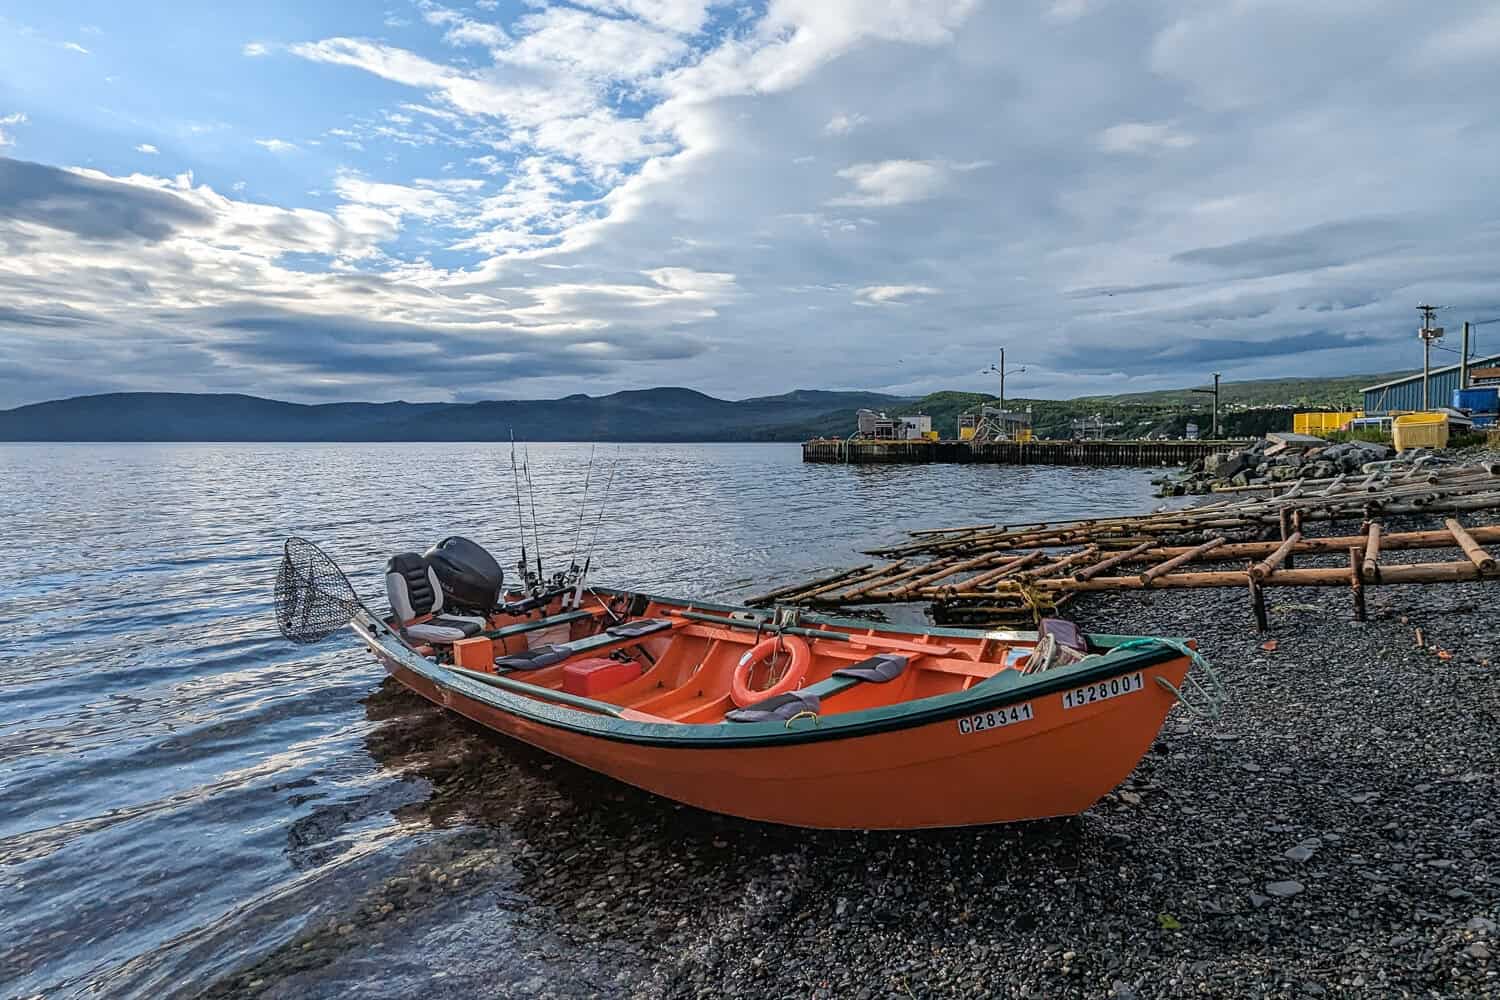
[1466,942,1492,960]
[1283,839,1320,863]
[1265,880,1304,898]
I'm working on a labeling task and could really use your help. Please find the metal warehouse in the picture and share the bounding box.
[1361,353,1500,414]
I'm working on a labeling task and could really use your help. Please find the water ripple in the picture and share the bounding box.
[0,442,1160,998]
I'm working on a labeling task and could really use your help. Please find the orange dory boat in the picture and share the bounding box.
[275,536,1217,830]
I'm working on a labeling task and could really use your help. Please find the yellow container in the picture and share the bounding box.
[1293,411,1362,435]
[1392,412,1448,452]
[959,426,976,441]
[923,430,940,441]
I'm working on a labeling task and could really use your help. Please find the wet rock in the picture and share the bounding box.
[1265,880,1305,898]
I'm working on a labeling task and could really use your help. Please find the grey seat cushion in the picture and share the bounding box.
[494,644,572,671]
[605,618,673,639]
[832,653,909,683]
[725,691,821,724]
[404,614,486,644]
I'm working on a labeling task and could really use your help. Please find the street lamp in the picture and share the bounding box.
[980,349,1028,440]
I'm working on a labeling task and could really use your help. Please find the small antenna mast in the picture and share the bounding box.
[523,445,544,587]
[509,431,530,589]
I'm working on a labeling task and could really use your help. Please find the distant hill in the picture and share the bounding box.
[0,372,1398,442]
[0,388,910,442]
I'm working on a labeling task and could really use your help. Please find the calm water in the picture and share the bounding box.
[0,443,1160,998]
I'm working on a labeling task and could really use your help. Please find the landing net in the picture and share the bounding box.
[274,536,361,645]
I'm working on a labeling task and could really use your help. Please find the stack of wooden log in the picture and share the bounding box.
[746,460,1500,631]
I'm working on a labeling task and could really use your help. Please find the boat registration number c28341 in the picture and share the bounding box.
[1061,671,1144,710]
[957,702,1033,734]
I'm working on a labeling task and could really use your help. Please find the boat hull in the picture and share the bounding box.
[371,640,1190,830]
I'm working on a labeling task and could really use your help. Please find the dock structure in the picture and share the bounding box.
[802,437,1244,467]
[751,460,1500,633]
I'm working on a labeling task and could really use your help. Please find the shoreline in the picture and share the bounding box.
[201,515,1498,999]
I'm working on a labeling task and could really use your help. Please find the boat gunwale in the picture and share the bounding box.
[353,594,1191,750]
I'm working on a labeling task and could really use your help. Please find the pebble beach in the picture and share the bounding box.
[200,513,1499,1000]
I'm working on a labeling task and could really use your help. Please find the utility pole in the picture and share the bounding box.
[1212,371,1221,438]
[1461,321,1472,391]
[1418,304,1444,409]
[1188,371,1222,439]
[998,347,1005,434]
[980,349,1026,440]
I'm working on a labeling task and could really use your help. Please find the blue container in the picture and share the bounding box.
[1473,414,1496,429]
[1452,386,1499,414]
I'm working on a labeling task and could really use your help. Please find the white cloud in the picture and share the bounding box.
[242,42,270,57]
[12,1,1500,407]
[63,41,90,55]
[823,112,866,136]
[830,160,952,207]
[254,138,299,153]
[1046,0,1093,22]
[1098,121,1196,154]
[503,7,687,80]
[1412,7,1500,64]
[855,285,940,305]
[0,111,26,148]
[135,143,160,155]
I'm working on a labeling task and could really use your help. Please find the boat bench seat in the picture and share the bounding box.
[481,609,594,641]
[494,619,676,671]
[726,654,908,723]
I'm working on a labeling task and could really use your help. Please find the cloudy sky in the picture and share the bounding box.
[3,0,1500,408]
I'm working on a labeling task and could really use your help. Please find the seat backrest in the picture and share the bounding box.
[386,552,443,623]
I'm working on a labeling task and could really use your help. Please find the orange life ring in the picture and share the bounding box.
[730,634,811,708]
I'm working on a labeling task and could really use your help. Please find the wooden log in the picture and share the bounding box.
[1251,531,1301,580]
[1318,474,1348,497]
[1445,517,1496,573]
[796,560,907,601]
[1048,559,1483,592]
[1363,521,1382,582]
[846,561,952,601]
[1074,540,1156,581]
[747,564,871,605]
[1349,545,1366,623]
[943,550,1047,593]
[885,551,1013,598]
[1140,536,1226,585]
[1247,565,1268,633]
[1021,545,1100,579]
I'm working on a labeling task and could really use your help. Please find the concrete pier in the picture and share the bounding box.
[802,438,1241,467]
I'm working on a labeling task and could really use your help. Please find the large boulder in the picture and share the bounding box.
[1204,448,1250,480]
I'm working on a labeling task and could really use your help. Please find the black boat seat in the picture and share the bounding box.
[605,618,673,639]
[385,552,487,644]
[482,609,594,641]
[832,653,909,683]
[725,690,821,723]
[494,623,677,671]
[725,655,911,723]
[494,644,572,671]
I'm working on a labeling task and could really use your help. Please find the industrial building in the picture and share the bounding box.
[855,409,934,440]
[1361,353,1500,415]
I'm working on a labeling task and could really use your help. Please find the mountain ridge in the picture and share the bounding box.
[0,373,1395,442]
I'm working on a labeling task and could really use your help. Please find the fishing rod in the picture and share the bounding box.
[571,448,620,608]
[522,444,544,589]
[568,443,597,577]
[508,431,532,590]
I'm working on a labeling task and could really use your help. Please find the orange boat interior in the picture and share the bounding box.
[405,593,1052,726]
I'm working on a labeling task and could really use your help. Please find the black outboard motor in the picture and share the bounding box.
[423,536,504,615]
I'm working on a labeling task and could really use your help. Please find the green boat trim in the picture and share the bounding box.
[352,595,1192,751]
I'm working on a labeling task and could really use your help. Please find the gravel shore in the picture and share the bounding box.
[207,519,1499,1000]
